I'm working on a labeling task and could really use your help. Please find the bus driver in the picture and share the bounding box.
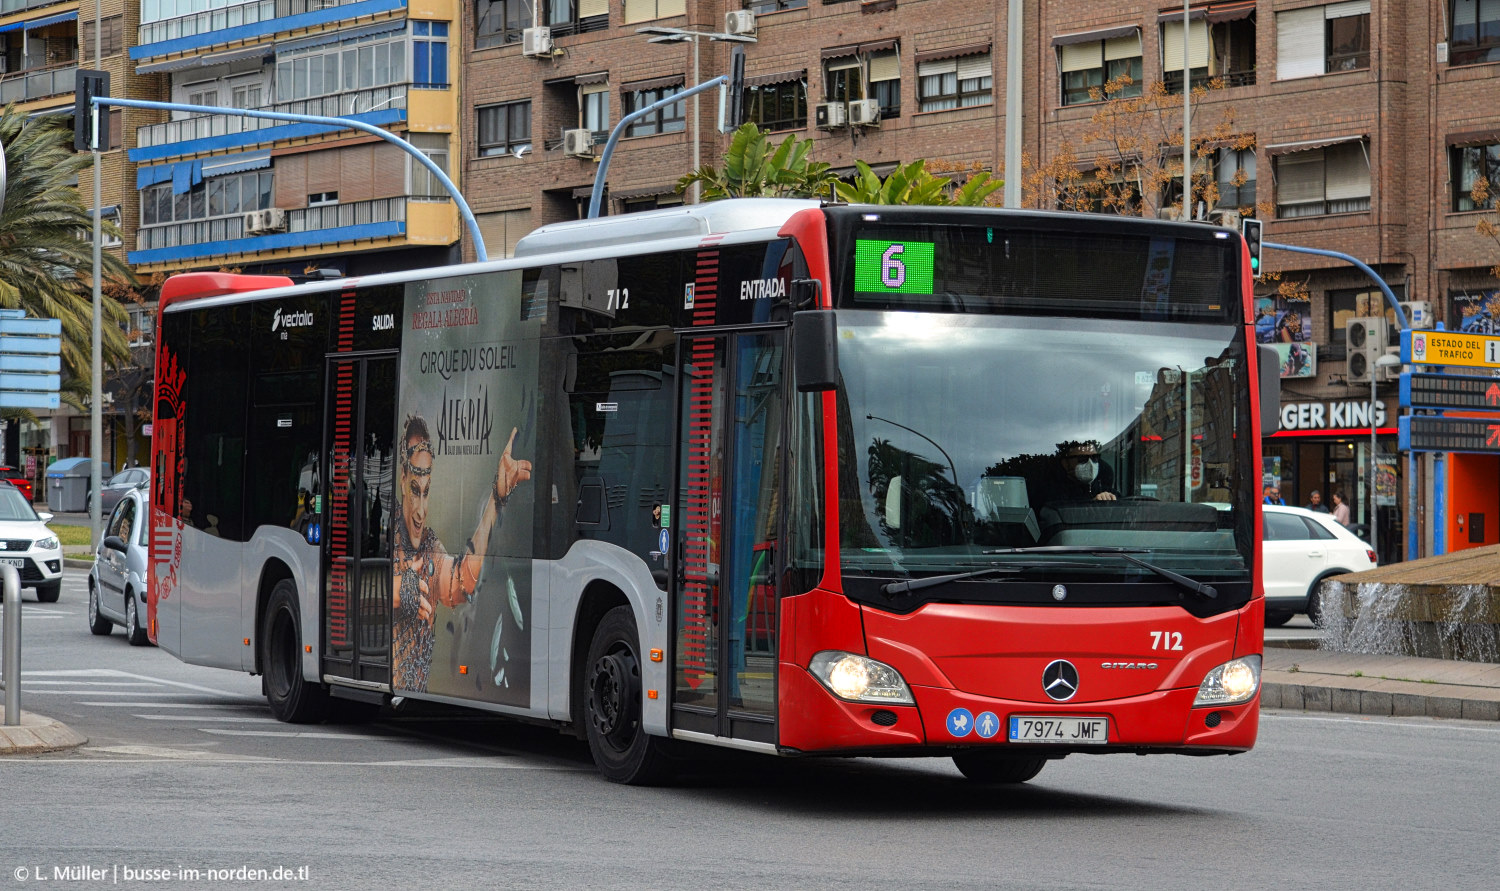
[392,415,532,692]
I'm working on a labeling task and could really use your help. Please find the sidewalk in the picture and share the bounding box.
[0,711,87,754]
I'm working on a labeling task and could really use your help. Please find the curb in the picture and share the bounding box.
[0,711,88,755]
[1262,677,1500,722]
[63,557,94,570]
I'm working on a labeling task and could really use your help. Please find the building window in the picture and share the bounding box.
[408,133,450,199]
[581,82,610,135]
[231,83,262,109]
[125,303,156,347]
[869,50,901,118]
[308,192,339,206]
[1274,141,1370,218]
[478,101,532,157]
[82,15,124,61]
[1449,287,1500,334]
[624,85,685,137]
[477,208,533,259]
[1162,8,1256,93]
[412,22,449,88]
[476,0,532,49]
[620,194,684,214]
[623,0,685,24]
[917,52,992,112]
[140,171,273,229]
[1451,141,1500,211]
[106,110,123,151]
[745,0,808,12]
[1216,146,1257,208]
[1329,287,1402,344]
[1451,0,1500,65]
[825,56,863,103]
[1059,34,1142,106]
[744,77,807,131]
[275,30,408,103]
[1276,2,1371,80]
[546,0,611,38]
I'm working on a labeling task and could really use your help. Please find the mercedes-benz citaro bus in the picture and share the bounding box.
[149,199,1277,784]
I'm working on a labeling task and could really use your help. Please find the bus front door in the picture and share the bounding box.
[672,330,785,746]
[321,355,397,688]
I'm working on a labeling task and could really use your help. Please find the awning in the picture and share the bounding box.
[744,69,804,88]
[574,71,609,86]
[137,159,206,193]
[621,74,683,92]
[1051,26,1138,47]
[1448,129,1500,147]
[0,10,76,33]
[611,183,677,200]
[821,38,899,59]
[1265,134,1366,154]
[1156,1,1256,24]
[913,42,991,64]
[201,148,272,177]
[277,19,406,55]
[135,43,273,75]
[571,184,599,199]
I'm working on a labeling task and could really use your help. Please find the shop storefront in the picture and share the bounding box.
[1263,397,1403,564]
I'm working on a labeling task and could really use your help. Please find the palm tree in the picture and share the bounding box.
[677,122,838,200]
[834,159,1004,206]
[0,104,132,383]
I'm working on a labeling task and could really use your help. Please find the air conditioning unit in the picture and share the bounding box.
[815,102,846,130]
[1400,300,1434,329]
[1208,208,1241,229]
[563,128,595,159]
[848,99,880,126]
[724,10,756,36]
[1346,316,1390,383]
[522,26,554,57]
[244,208,287,235]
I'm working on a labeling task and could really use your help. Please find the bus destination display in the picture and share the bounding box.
[854,239,935,295]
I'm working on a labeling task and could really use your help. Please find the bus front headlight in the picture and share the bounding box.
[809,651,914,705]
[1194,655,1262,707]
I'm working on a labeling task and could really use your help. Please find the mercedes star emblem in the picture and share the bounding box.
[1051,584,1067,601]
[1042,659,1080,701]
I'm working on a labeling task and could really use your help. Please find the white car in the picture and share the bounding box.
[1262,504,1376,627]
[0,482,63,601]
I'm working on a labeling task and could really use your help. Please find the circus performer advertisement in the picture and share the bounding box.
[395,271,539,707]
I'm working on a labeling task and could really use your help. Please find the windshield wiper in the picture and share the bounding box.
[879,560,1093,596]
[983,546,1217,600]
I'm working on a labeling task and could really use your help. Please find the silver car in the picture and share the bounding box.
[87,486,152,645]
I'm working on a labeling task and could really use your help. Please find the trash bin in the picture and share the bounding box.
[45,458,112,513]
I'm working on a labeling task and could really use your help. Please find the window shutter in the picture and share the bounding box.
[918,58,957,78]
[340,145,374,202]
[274,154,307,208]
[308,150,338,193]
[827,56,860,72]
[373,143,405,195]
[868,50,900,82]
[1104,33,1141,61]
[580,81,609,95]
[1277,150,1326,205]
[1276,7,1325,80]
[1060,42,1102,72]
[1324,1,1371,17]
[1324,142,1370,200]
[579,0,608,18]
[623,0,651,24]
[479,209,531,259]
[1162,20,1209,71]
[956,53,992,80]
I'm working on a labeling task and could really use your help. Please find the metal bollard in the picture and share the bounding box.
[2,564,19,726]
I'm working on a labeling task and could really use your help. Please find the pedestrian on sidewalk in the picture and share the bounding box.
[1304,490,1330,513]
[1331,491,1351,527]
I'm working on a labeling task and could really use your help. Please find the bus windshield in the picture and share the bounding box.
[833,310,1253,608]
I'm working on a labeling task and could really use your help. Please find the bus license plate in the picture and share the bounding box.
[1008,716,1109,744]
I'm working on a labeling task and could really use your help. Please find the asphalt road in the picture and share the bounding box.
[2,572,1495,890]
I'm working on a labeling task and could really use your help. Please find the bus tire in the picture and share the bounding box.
[952,752,1048,784]
[582,605,673,785]
[261,579,327,724]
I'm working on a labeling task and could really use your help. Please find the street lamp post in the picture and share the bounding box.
[1369,352,1403,555]
[636,26,756,204]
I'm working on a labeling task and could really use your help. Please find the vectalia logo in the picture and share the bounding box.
[271,307,314,332]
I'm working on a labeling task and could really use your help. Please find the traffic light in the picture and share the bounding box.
[724,45,746,132]
[1240,216,1262,277]
[73,69,110,152]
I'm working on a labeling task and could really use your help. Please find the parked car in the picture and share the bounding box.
[0,481,62,602]
[88,485,152,645]
[1263,504,1377,627]
[98,467,150,515]
[0,465,34,502]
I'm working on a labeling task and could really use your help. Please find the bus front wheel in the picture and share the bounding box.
[582,605,673,785]
[261,579,327,724]
[953,752,1048,784]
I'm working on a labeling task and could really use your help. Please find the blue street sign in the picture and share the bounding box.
[0,335,61,354]
[0,372,60,391]
[0,354,59,373]
[0,392,61,410]
[0,318,62,337]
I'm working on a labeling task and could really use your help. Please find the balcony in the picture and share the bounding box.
[0,62,77,105]
[136,85,408,152]
[133,0,406,60]
[137,0,370,46]
[0,0,71,14]
[130,196,422,265]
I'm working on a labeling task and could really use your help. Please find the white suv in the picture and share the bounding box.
[1262,504,1376,626]
[0,482,63,601]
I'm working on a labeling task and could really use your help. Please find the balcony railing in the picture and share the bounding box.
[0,0,69,14]
[138,0,366,46]
[0,63,77,105]
[1164,69,1255,94]
[136,196,411,253]
[136,85,407,150]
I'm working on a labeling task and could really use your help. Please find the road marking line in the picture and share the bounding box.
[21,680,166,687]
[133,715,279,723]
[1,756,586,770]
[23,690,214,697]
[199,729,412,741]
[1263,712,1500,733]
[80,702,265,709]
[24,668,257,699]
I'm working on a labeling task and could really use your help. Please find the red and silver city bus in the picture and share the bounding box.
[149,200,1276,784]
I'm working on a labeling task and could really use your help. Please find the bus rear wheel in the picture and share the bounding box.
[261,579,327,724]
[583,605,672,785]
[952,752,1049,784]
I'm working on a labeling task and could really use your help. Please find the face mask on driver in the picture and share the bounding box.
[1073,457,1098,484]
